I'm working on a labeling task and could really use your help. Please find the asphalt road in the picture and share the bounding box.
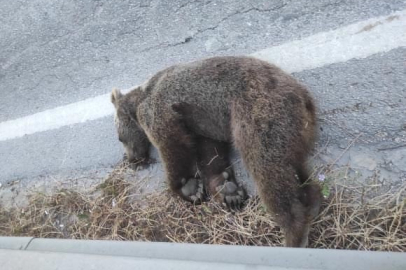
[0,0,405,190]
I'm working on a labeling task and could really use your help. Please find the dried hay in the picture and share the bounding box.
[0,164,405,251]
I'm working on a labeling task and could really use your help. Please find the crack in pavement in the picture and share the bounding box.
[138,2,288,53]
[174,0,213,13]
[192,3,288,37]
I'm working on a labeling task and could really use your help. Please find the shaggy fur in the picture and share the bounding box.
[111,56,321,247]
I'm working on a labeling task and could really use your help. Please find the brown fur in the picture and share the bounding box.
[111,56,322,247]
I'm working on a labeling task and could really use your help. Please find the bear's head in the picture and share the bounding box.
[111,88,150,165]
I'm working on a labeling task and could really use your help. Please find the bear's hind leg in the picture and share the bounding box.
[196,136,247,209]
[231,99,315,247]
[297,165,322,223]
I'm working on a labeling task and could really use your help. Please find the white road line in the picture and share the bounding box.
[251,10,406,73]
[0,10,405,142]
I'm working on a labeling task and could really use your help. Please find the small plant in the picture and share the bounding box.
[318,173,331,198]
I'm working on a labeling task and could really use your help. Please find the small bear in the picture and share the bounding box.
[111,56,322,247]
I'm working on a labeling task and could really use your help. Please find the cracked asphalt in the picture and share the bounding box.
[0,0,405,189]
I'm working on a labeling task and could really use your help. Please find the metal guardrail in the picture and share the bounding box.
[0,237,405,269]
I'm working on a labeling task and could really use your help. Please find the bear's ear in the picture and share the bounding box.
[111,88,123,107]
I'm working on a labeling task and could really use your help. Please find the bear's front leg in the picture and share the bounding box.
[161,140,205,203]
[146,115,205,204]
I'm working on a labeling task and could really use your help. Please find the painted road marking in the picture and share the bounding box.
[0,10,405,142]
[251,11,406,73]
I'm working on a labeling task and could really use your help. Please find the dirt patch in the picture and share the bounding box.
[0,164,405,251]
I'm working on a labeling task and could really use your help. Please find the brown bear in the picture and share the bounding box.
[110,56,322,247]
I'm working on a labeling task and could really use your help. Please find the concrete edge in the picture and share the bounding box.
[0,237,405,269]
[0,236,34,250]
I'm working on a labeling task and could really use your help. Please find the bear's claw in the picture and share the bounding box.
[181,178,204,203]
[214,172,247,210]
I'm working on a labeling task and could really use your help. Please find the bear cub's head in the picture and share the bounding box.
[111,88,150,165]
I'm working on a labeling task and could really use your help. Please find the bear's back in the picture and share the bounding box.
[140,56,308,141]
[143,56,291,104]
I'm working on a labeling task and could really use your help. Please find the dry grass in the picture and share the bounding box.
[0,164,405,251]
